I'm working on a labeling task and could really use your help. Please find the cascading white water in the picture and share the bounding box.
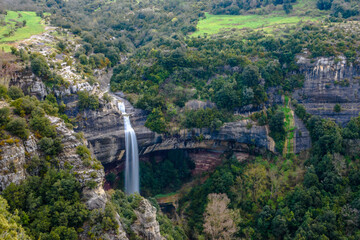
[118,102,140,195]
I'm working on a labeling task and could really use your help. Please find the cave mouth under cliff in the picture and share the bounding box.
[103,148,255,198]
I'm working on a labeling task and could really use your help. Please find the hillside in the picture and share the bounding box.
[1,0,360,239]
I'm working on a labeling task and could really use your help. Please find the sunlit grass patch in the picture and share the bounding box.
[191,12,321,37]
[0,11,47,51]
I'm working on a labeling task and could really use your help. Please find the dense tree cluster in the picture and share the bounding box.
[209,0,297,15]
[3,170,88,240]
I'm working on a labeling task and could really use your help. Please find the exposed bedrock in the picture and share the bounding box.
[66,95,275,165]
[293,55,360,126]
[7,67,275,165]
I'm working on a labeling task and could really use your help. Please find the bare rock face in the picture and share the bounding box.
[185,100,216,110]
[48,116,106,210]
[142,119,275,155]
[70,94,275,165]
[7,68,48,99]
[131,199,164,240]
[294,114,312,154]
[0,138,27,191]
[293,55,360,126]
[67,97,155,165]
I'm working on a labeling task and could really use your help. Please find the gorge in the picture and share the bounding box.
[1,0,360,239]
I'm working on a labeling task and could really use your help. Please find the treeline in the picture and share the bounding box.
[209,0,297,15]
[208,0,360,17]
[317,0,360,18]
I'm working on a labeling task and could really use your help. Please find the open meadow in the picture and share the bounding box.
[191,12,321,37]
[0,11,46,52]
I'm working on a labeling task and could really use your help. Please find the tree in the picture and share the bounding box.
[334,103,341,113]
[203,193,236,240]
[213,82,240,110]
[38,137,63,156]
[0,85,8,100]
[145,107,167,133]
[0,196,30,240]
[7,86,24,100]
[79,54,88,65]
[241,65,260,87]
[0,107,10,126]
[295,104,307,120]
[6,118,29,140]
[30,113,57,138]
[317,0,332,10]
[31,56,50,78]
[269,111,285,135]
[77,91,99,111]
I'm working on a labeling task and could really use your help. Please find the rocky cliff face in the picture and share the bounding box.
[68,94,275,166]
[142,119,275,155]
[0,135,37,191]
[131,199,164,240]
[65,96,155,165]
[48,116,106,210]
[3,68,48,100]
[293,55,360,126]
[0,113,106,209]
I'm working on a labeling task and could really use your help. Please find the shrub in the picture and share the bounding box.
[31,55,50,78]
[11,96,40,116]
[86,180,98,189]
[76,145,91,159]
[38,137,63,156]
[106,172,117,186]
[145,107,167,133]
[6,118,29,139]
[30,114,57,138]
[8,86,24,100]
[0,107,11,126]
[77,91,100,111]
[334,103,341,113]
[0,85,8,100]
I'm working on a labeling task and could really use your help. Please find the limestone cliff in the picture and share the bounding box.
[0,114,106,209]
[131,199,164,240]
[294,54,360,126]
[66,94,275,166]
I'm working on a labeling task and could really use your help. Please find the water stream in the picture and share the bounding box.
[118,102,140,194]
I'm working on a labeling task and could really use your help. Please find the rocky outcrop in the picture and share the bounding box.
[66,96,155,164]
[131,199,164,240]
[48,116,106,210]
[0,115,106,209]
[293,114,311,154]
[142,119,275,155]
[70,95,275,165]
[0,137,29,191]
[293,55,360,126]
[6,68,48,100]
[185,100,216,110]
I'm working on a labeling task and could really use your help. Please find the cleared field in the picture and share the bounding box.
[0,11,46,51]
[191,12,319,37]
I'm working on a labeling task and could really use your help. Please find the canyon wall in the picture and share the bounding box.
[294,55,360,126]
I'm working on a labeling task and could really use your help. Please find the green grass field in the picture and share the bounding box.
[0,11,46,52]
[191,12,320,37]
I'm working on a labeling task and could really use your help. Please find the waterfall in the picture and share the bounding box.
[118,102,140,195]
